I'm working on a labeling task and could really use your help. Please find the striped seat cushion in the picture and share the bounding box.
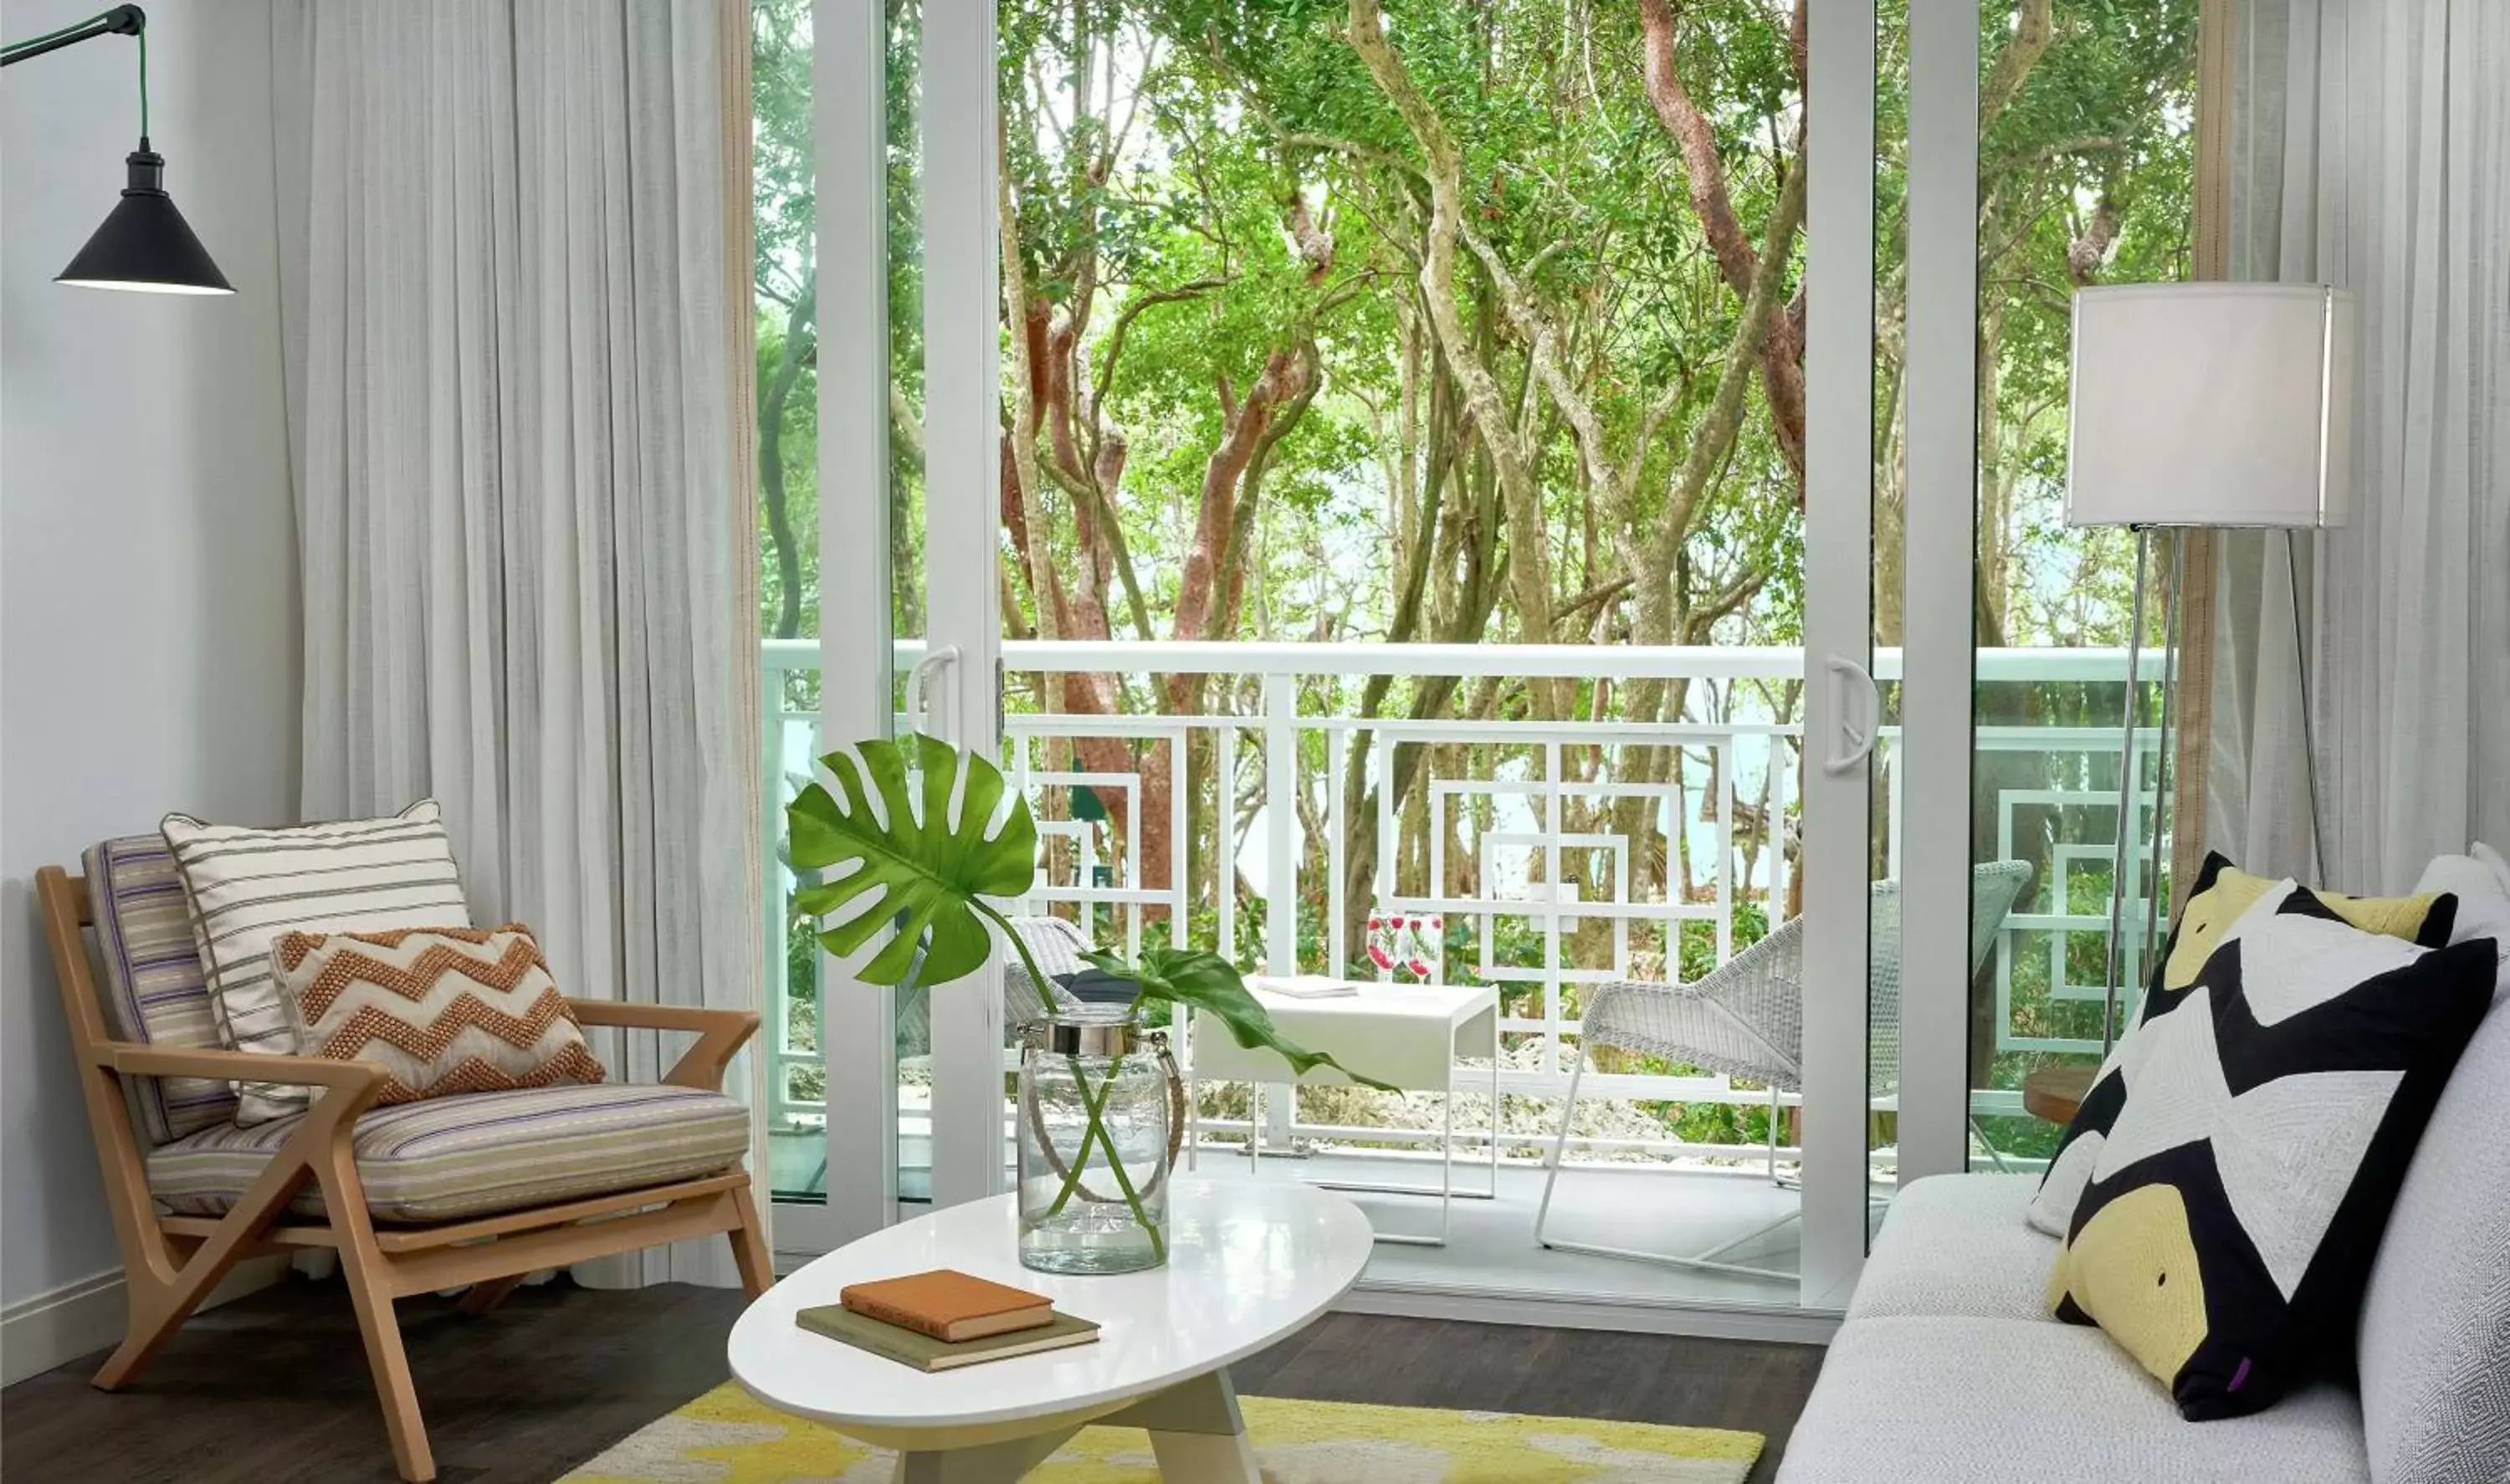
[162,801,473,1125]
[85,835,237,1142]
[145,1083,750,1225]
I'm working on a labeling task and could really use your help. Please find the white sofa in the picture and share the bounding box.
[1780,901,2510,1482]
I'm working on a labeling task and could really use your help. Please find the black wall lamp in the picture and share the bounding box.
[3,5,233,295]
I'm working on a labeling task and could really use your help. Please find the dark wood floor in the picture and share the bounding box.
[1,1277,1822,1483]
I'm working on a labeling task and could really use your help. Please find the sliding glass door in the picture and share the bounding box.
[775,0,2011,1318]
[1946,0,2202,1177]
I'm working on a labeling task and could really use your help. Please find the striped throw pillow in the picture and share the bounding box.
[272,924,605,1105]
[162,802,472,1124]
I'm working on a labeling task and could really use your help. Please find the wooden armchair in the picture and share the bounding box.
[35,865,774,1484]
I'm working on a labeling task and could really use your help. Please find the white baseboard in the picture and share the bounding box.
[1,1256,289,1388]
[1334,1279,1842,1346]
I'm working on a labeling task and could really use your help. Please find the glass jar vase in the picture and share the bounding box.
[1015,1006,1180,1275]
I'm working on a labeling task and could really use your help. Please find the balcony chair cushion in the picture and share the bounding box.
[162,801,473,1126]
[2041,879,2495,1419]
[145,1083,749,1225]
[272,923,605,1103]
[2027,851,2461,1237]
[84,835,238,1143]
[2356,848,2510,1484]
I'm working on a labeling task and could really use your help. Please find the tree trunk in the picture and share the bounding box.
[757,278,817,641]
[1347,0,1562,716]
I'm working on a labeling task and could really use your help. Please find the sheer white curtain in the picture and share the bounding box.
[269,0,766,1286]
[2209,0,2510,893]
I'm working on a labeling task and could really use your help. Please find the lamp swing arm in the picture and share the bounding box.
[3,6,145,72]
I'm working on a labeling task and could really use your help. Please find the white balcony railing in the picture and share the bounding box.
[761,639,2164,1151]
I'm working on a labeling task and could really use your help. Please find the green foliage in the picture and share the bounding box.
[790,734,1398,1093]
[788,734,1040,986]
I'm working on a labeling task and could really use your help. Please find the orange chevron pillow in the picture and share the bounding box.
[271,924,605,1105]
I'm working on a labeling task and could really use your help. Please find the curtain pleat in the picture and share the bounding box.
[273,0,765,1287]
[2210,0,2510,893]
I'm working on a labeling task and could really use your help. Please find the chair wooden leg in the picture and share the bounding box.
[456,1274,529,1315]
[95,1159,308,1389]
[93,1267,226,1392]
[727,1185,774,1299]
[336,1232,435,1483]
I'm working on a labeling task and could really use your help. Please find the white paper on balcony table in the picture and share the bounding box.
[1245,975,1360,1000]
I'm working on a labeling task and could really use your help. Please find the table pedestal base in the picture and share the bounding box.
[888,1369,1258,1484]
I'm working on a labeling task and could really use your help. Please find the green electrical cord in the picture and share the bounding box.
[2,9,148,140]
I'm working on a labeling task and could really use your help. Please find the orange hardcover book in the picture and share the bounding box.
[839,1269,1054,1343]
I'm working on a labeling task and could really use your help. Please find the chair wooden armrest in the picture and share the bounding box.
[563,1000,758,1092]
[95,1041,392,1096]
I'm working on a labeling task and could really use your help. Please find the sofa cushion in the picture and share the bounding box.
[146,1083,748,1225]
[2358,854,2510,1484]
[2041,881,2496,1418]
[84,835,236,1143]
[1848,1174,2054,1323]
[1778,1314,2369,1483]
[162,801,474,1126]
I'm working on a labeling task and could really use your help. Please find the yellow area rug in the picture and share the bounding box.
[563,1382,1763,1482]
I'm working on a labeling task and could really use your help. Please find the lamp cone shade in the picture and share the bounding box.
[54,146,234,295]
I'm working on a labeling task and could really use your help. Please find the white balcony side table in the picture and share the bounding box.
[1186,978,1501,1246]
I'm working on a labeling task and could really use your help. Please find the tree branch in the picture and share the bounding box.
[1090,276,1232,416]
[1979,0,2057,136]
[1347,0,1559,699]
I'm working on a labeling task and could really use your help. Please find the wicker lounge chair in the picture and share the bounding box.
[1534,859,2035,1279]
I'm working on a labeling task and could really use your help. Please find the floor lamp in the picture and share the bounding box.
[2064,283,2355,1052]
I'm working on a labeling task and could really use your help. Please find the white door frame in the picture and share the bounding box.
[806,0,1010,1247]
[1798,0,1879,1310]
[796,0,902,1253]
[919,0,1011,1212]
[1897,0,1984,1185]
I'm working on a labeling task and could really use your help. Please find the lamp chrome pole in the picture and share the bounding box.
[2101,528,2152,1057]
[2142,532,2183,990]
[2284,529,2329,883]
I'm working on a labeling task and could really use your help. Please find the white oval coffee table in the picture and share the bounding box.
[729,1176,1372,1482]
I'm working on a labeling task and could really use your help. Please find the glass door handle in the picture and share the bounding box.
[1822,655,1879,775]
[907,644,961,742]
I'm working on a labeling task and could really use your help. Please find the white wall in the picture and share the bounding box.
[1,0,297,1379]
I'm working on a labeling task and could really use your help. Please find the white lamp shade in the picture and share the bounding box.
[2066,283,2354,529]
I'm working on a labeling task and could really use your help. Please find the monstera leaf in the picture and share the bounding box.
[790,734,1396,1095]
[786,733,1038,988]
[1083,947,1401,1093]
